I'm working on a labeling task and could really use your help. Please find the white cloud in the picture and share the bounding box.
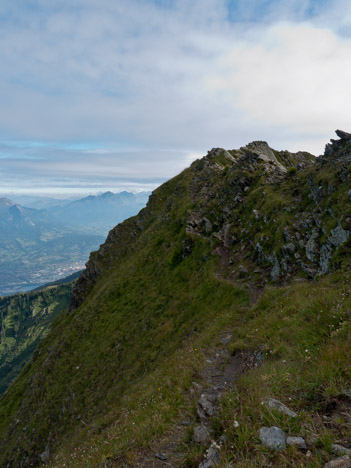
[1,0,351,193]
[203,21,351,153]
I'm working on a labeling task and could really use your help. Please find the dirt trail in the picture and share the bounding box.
[107,282,264,467]
[126,338,261,468]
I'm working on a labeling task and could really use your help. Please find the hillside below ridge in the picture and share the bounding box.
[0,281,75,396]
[1,131,351,467]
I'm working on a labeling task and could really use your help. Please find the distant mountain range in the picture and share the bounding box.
[0,191,149,295]
[46,191,150,234]
[3,194,79,210]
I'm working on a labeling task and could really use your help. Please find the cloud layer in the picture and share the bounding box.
[1,0,351,194]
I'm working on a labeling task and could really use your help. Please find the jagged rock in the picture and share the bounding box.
[281,243,296,256]
[320,243,333,274]
[199,445,220,468]
[259,426,286,450]
[265,255,281,281]
[286,436,307,449]
[193,424,211,444]
[207,147,235,162]
[324,455,351,468]
[197,394,216,419]
[244,141,287,172]
[329,223,349,248]
[332,445,351,457]
[319,223,350,274]
[306,229,319,262]
[262,398,297,418]
[335,130,351,140]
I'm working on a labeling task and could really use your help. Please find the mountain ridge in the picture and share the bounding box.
[1,132,351,467]
[70,139,317,310]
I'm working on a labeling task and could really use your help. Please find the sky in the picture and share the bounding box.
[1,0,351,197]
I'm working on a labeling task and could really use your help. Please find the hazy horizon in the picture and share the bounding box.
[1,0,350,196]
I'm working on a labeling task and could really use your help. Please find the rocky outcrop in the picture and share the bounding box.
[187,130,351,283]
[243,141,287,172]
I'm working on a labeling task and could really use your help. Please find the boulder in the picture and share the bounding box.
[193,424,211,444]
[259,426,286,450]
[324,455,351,468]
[286,436,307,449]
[329,224,349,248]
[262,398,297,418]
[197,394,216,420]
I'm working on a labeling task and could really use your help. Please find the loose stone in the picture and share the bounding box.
[259,426,286,450]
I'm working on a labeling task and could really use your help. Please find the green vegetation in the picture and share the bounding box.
[0,137,351,466]
[0,282,75,395]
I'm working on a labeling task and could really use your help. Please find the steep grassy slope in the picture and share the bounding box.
[0,281,75,396]
[0,132,351,467]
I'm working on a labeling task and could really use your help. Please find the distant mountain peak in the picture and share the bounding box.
[101,191,114,198]
[0,197,14,206]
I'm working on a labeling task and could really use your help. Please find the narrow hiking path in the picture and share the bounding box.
[113,283,265,467]
[129,338,262,467]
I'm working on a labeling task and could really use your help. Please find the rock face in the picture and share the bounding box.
[259,426,286,450]
[244,141,287,172]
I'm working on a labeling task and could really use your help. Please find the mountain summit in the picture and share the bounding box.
[1,132,351,467]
